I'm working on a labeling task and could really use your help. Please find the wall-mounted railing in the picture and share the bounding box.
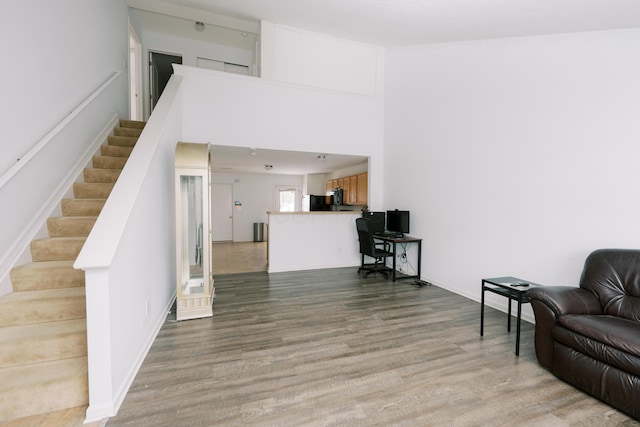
[0,70,127,298]
[0,71,122,189]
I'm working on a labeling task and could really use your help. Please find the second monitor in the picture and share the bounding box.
[386,209,410,236]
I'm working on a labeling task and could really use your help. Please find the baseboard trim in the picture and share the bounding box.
[423,276,535,324]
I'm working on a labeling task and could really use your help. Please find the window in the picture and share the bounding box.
[275,186,300,212]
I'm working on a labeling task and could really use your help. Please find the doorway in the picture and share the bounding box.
[212,183,233,242]
[149,51,182,113]
[128,26,142,120]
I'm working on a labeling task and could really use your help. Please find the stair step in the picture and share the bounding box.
[0,357,88,422]
[0,319,87,368]
[0,287,86,327]
[114,126,143,138]
[92,155,127,170]
[30,237,85,262]
[120,119,146,129]
[47,216,96,237]
[10,261,85,292]
[73,182,113,199]
[61,199,105,217]
[108,135,138,148]
[0,405,94,427]
[83,167,121,183]
[100,145,133,158]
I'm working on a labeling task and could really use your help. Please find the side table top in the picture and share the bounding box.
[483,276,542,292]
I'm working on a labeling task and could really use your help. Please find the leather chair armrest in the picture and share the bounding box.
[526,286,602,369]
[526,286,602,317]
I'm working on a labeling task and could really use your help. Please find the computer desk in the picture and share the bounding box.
[373,234,422,282]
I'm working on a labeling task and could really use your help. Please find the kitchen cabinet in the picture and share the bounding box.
[324,172,368,206]
[342,178,351,204]
[356,172,368,206]
[348,175,358,205]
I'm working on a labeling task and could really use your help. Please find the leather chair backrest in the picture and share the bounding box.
[580,249,640,321]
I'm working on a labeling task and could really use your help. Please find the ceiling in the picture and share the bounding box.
[155,0,640,47]
[210,146,367,176]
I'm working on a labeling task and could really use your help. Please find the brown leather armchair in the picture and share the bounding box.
[527,249,640,420]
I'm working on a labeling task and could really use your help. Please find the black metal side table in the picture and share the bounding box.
[480,276,541,356]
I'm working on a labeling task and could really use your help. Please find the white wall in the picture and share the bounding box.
[261,21,380,96]
[1,1,128,175]
[385,29,640,319]
[176,65,386,211]
[0,0,129,296]
[212,171,303,241]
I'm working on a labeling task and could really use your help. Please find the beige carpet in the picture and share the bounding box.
[212,242,267,275]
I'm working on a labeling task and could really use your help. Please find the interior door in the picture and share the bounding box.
[212,183,233,242]
[149,51,182,113]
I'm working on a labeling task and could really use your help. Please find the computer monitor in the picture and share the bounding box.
[362,211,385,234]
[386,210,410,235]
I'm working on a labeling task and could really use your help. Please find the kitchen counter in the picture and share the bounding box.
[267,211,361,273]
[267,210,362,215]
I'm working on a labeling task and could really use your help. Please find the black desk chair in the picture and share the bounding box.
[356,217,394,279]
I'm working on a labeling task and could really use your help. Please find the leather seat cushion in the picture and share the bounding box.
[553,314,640,377]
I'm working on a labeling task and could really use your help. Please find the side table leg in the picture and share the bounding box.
[516,299,522,356]
[507,298,512,332]
[480,281,485,336]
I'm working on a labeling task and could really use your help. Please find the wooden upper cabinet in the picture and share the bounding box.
[356,172,368,206]
[349,175,357,205]
[342,177,351,204]
[325,173,367,205]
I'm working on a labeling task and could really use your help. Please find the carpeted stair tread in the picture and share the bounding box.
[92,155,127,170]
[120,119,146,129]
[0,319,87,368]
[61,199,105,217]
[73,182,114,199]
[0,357,88,422]
[114,126,143,137]
[10,261,84,291]
[83,167,121,183]
[0,287,86,327]
[30,237,86,262]
[47,216,96,237]
[100,145,133,158]
[108,135,138,147]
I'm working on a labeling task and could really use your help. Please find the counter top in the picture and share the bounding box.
[267,211,362,215]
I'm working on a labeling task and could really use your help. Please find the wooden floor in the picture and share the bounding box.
[106,268,638,426]
[212,242,267,275]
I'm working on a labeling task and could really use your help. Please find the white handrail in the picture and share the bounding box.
[0,70,122,189]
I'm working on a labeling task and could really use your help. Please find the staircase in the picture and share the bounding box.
[0,120,145,425]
